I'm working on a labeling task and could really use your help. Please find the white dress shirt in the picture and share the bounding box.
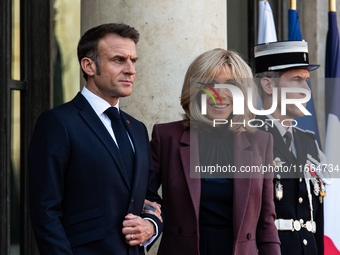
[81,86,135,151]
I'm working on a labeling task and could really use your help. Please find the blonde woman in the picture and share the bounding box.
[150,48,280,255]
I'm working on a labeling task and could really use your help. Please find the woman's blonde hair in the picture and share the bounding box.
[180,48,256,133]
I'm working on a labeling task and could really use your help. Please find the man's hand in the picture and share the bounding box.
[142,199,162,223]
[122,213,156,246]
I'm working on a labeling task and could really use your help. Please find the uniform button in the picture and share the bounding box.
[277,174,281,180]
[247,233,252,240]
[131,198,134,203]
[299,178,302,182]
[178,227,183,234]
[299,197,303,203]
[303,239,308,245]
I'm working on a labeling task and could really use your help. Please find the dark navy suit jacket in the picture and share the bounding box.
[29,93,163,255]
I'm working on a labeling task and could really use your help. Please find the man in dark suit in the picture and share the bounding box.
[254,40,326,255]
[29,23,163,255]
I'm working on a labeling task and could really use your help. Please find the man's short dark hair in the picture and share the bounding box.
[77,23,140,81]
[255,70,285,100]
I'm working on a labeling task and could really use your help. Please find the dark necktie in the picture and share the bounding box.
[283,131,292,152]
[105,107,134,186]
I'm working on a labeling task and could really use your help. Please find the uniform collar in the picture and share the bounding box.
[266,114,294,140]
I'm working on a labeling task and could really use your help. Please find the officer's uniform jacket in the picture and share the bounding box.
[255,115,324,255]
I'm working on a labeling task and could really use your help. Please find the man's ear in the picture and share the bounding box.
[80,57,96,77]
[260,77,276,96]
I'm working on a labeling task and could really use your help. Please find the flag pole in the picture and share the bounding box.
[290,0,296,10]
[330,0,336,12]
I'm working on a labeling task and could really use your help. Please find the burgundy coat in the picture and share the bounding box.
[150,121,280,255]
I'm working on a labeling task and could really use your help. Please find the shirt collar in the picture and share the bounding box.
[81,86,119,116]
[266,114,294,140]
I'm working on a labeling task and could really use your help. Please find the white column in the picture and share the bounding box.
[81,0,227,135]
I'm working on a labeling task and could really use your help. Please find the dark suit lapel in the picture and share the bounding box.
[270,126,296,164]
[180,128,201,220]
[293,128,309,167]
[73,93,131,190]
[120,111,142,194]
[233,132,252,239]
[256,115,296,164]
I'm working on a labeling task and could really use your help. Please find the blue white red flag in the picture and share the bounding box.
[324,10,340,255]
[258,0,277,44]
[288,8,321,146]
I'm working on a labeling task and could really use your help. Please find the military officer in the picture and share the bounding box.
[254,40,327,255]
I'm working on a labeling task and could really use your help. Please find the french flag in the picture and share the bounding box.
[324,9,340,255]
[257,0,277,44]
[288,5,321,146]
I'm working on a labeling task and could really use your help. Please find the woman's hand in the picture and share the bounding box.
[142,199,162,223]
